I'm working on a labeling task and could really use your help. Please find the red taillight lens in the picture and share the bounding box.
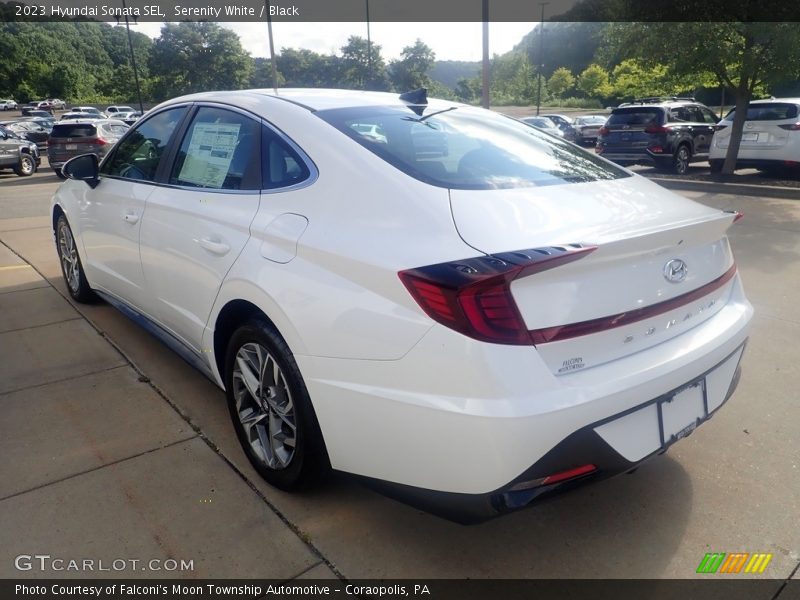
[399,245,597,345]
[778,123,800,131]
[598,126,609,136]
[648,145,665,153]
[541,464,598,486]
[645,125,669,134]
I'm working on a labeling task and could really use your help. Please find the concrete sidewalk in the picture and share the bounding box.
[0,218,336,580]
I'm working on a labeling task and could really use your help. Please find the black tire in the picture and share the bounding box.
[672,144,691,175]
[55,214,96,303]
[709,159,723,174]
[54,168,66,179]
[14,154,35,177]
[225,319,329,491]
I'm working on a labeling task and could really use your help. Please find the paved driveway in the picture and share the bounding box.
[0,168,798,591]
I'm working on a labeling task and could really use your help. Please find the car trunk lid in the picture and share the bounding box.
[449,176,739,373]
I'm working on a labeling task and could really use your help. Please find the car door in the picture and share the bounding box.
[138,105,262,351]
[689,105,717,156]
[78,105,189,311]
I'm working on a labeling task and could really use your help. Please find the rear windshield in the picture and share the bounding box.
[608,108,663,126]
[317,105,629,189]
[725,103,799,121]
[51,124,97,138]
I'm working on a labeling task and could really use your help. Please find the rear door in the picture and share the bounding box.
[78,106,189,310]
[602,107,665,152]
[139,105,263,351]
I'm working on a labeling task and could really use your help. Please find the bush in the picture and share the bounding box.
[554,97,603,109]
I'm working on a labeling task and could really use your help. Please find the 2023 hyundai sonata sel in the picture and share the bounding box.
[51,89,752,522]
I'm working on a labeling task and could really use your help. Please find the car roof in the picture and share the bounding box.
[747,97,800,105]
[161,88,465,113]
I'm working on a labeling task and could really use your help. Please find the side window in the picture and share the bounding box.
[262,125,311,190]
[102,106,187,182]
[170,107,260,191]
[700,107,720,124]
[670,107,690,122]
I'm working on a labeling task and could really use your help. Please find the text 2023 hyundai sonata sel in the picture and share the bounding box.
[52,88,752,522]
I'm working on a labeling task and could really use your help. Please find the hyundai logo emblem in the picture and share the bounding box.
[663,259,688,283]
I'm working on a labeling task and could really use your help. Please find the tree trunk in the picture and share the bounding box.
[722,79,752,175]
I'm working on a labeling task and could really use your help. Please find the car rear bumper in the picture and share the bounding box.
[598,149,673,165]
[298,275,753,517]
[359,343,745,523]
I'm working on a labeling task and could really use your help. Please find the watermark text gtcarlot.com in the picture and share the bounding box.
[14,554,194,572]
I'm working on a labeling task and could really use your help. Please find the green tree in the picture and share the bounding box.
[389,39,436,91]
[577,64,612,99]
[606,23,800,174]
[149,22,253,100]
[548,67,575,98]
[340,36,389,91]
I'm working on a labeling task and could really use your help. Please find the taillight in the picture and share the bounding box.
[598,126,609,136]
[399,245,596,345]
[644,125,669,134]
[778,123,800,131]
[509,464,598,491]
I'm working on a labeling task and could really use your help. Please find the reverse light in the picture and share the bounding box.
[399,245,597,345]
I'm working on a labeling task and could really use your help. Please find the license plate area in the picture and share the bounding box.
[66,144,77,150]
[741,132,759,142]
[658,380,707,447]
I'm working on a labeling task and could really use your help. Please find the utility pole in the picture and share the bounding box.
[121,0,144,114]
[481,0,490,109]
[266,0,279,94]
[366,0,372,88]
[535,2,548,116]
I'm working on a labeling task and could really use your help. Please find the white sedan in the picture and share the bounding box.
[710,98,800,172]
[52,89,752,522]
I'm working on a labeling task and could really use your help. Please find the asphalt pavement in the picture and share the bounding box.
[0,165,799,591]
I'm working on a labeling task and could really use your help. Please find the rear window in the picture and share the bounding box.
[51,124,97,138]
[608,108,663,126]
[725,103,799,121]
[317,105,629,190]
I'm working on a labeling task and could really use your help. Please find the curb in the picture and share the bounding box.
[647,176,800,200]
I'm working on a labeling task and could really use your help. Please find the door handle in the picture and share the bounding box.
[123,212,139,224]
[195,237,231,256]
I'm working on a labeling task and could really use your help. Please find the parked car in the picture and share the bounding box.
[596,98,720,174]
[0,124,40,176]
[709,98,800,173]
[72,106,106,119]
[572,115,608,145]
[2,120,50,148]
[106,105,136,116]
[0,99,18,111]
[540,113,578,141]
[23,109,55,120]
[21,115,56,132]
[520,116,564,137]
[47,119,128,177]
[60,111,102,121]
[48,98,67,110]
[51,89,752,522]
[115,111,142,126]
[20,104,39,116]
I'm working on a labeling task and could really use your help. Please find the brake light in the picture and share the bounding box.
[399,245,597,345]
[645,125,669,134]
[778,123,800,131]
[598,126,609,136]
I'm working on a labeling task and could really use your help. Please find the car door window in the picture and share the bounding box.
[700,107,719,124]
[102,106,187,182]
[169,107,261,191]
[262,126,311,190]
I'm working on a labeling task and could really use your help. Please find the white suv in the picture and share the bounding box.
[710,98,800,172]
[52,89,752,522]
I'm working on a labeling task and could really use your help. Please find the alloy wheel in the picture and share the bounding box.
[58,221,80,293]
[674,147,690,175]
[232,342,297,470]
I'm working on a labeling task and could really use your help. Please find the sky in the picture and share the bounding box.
[130,22,537,62]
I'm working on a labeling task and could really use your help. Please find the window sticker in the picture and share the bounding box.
[178,122,241,188]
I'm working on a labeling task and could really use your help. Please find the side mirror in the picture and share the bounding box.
[63,153,100,189]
